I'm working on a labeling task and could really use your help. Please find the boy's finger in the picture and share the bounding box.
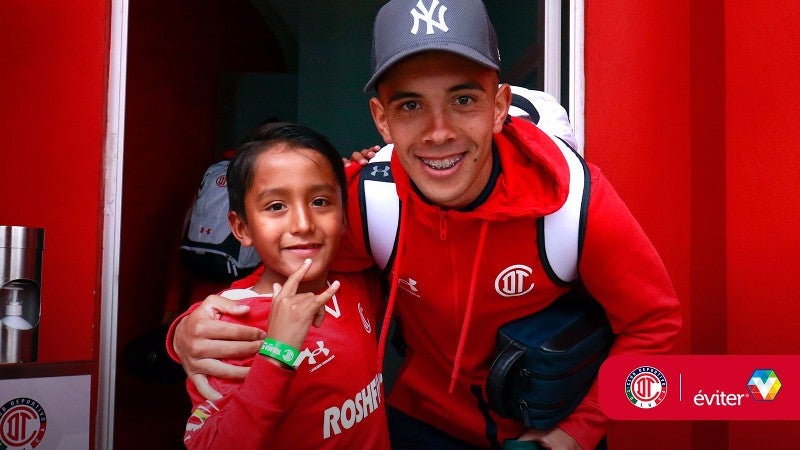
[310,281,338,327]
[312,304,326,328]
[315,280,340,305]
[279,258,312,297]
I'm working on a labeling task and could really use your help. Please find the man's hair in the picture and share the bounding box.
[227,122,347,221]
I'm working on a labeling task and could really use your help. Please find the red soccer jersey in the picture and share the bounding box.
[182,271,389,450]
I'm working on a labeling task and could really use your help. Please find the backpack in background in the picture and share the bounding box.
[180,160,260,281]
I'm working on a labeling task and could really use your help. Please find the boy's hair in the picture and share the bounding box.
[227,122,347,221]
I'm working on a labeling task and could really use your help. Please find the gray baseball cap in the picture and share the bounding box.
[364,0,501,92]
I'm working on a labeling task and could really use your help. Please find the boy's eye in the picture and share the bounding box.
[267,203,286,212]
[312,198,331,207]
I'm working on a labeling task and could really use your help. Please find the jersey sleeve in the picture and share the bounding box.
[556,166,682,450]
[331,162,379,272]
[183,356,296,450]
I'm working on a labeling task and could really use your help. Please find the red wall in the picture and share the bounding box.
[726,1,800,447]
[585,1,692,448]
[0,1,109,362]
[586,1,800,448]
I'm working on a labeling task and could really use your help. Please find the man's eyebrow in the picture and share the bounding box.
[387,82,485,103]
[448,81,484,93]
[388,90,420,102]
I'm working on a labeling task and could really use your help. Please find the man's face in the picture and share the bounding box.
[370,51,510,209]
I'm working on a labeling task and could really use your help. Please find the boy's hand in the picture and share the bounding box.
[266,259,340,349]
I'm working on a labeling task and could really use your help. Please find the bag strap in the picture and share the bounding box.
[485,338,527,418]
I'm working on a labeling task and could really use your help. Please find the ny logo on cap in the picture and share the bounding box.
[410,0,449,35]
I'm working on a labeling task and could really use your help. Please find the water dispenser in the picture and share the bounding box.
[0,225,44,363]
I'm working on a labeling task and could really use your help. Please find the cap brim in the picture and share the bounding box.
[364,43,500,92]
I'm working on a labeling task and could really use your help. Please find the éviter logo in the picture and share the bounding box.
[747,369,782,401]
[625,366,668,409]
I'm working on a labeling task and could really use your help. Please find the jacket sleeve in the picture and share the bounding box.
[331,162,379,272]
[556,166,682,450]
[183,356,295,450]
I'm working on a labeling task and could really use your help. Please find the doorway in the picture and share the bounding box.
[107,1,571,448]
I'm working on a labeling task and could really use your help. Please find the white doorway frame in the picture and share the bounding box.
[95,1,585,447]
[97,0,128,448]
[544,0,585,153]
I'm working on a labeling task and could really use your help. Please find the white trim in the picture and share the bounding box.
[98,0,129,448]
[544,0,562,103]
[569,0,585,155]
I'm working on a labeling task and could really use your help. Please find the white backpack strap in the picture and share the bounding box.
[509,85,579,152]
[358,144,400,272]
[538,138,590,285]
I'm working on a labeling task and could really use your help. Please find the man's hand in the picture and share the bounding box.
[174,294,266,399]
[516,427,582,450]
[343,145,380,168]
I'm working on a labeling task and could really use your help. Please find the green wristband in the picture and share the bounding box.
[259,338,300,368]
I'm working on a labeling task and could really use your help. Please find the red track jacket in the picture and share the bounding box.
[331,116,682,450]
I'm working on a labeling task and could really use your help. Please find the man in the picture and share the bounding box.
[169,1,681,448]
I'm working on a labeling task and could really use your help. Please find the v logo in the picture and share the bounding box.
[751,375,777,398]
[324,292,341,318]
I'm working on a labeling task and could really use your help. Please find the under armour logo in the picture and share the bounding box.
[495,264,535,297]
[370,165,391,178]
[296,340,330,365]
[398,277,420,297]
[199,227,211,235]
[410,0,449,35]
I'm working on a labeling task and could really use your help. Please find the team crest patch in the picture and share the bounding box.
[625,366,668,409]
[0,397,47,449]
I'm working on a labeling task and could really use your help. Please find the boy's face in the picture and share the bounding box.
[230,145,345,292]
[370,51,510,209]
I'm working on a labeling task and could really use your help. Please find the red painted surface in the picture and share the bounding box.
[585,1,692,448]
[0,1,109,363]
[587,1,800,448]
[3,1,798,448]
[726,2,800,449]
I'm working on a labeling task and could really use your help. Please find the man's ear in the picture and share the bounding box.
[369,97,393,144]
[494,83,512,134]
[228,211,253,247]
